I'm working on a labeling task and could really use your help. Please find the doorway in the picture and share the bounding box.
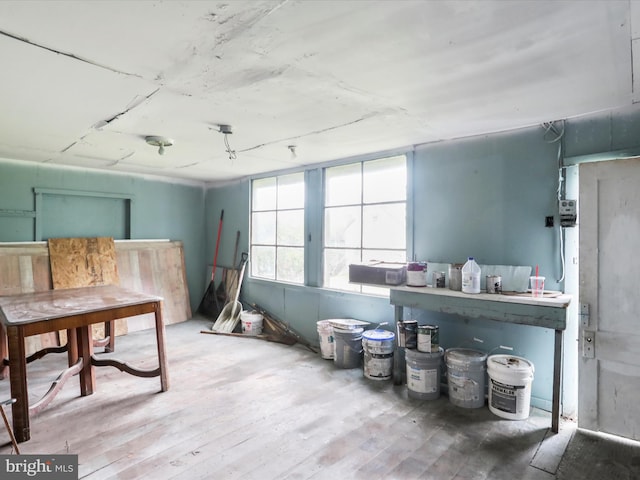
[578,156,640,441]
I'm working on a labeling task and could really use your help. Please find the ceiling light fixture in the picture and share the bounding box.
[145,135,174,155]
[218,125,237,161]
[288,145,297,158]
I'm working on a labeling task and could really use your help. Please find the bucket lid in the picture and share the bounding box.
[445,348,487,367]
[327,318,369,330]
[333,327,364,335]
[363,329,395,342]
[487,354,535,374]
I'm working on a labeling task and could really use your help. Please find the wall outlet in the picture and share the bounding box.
[545,216,554,227]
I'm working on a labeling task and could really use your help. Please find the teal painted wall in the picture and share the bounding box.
[3,103,639,413]
[410,127,560,410]
[200,180,251,292]
[205,104,640,412]
[0,160,206,313]
[222,126,561,410]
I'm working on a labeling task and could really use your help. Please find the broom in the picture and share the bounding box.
[198,210,223,318]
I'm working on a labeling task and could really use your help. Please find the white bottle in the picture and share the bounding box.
[461,257,481,294]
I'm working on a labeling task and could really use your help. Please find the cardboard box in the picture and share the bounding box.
[348,261,406,286]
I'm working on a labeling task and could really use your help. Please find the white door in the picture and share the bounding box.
[579,156,640,440]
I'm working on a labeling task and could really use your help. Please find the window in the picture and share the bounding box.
[250,173,305,283]
[323,155,407,293]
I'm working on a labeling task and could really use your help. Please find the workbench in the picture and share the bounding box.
[389,286,571,433]
[0,285,169,443]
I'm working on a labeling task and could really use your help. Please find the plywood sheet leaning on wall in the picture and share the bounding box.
[0,240,191,355]
[0,243,58,354]
[48,237,120,289]
[115,240,192,332]
[48,236,126,342]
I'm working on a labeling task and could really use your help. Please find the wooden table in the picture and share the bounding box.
[0,285,169,443]
[390,286,571,433]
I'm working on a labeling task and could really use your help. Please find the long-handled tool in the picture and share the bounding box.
[211,252,248,333]
[198,210,224,318]
[216,230,240,309]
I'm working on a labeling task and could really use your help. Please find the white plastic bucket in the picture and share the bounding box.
[487,354,535,420]
[362,329,395,380]
[445,348,487,409]
[240,311,263,336]
[333,327,364,369]
[317,320,334,360]
[405,347,444,400]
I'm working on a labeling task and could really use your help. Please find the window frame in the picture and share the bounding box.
[322,154,409,294]
[248,150,414,295]
[249,172,305,284]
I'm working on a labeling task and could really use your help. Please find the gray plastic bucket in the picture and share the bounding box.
[445,348,488,409]
[405,347,444,400]
[333,327,364,369]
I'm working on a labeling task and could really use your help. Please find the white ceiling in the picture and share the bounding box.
[0,0,637,184]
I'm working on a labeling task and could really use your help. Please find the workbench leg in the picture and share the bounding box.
[551,329,563,433]
[154,301,170,392]
[77,326,95,396]
[8,327,29,443]
[393,305,404,385]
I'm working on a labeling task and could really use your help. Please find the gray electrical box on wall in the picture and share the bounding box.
[559,199,577,227]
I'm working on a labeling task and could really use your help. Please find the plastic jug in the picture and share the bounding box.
[461,257,481,294]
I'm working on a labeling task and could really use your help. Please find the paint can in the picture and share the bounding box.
[333,327,364,369]
[486,275,502,294]
[403,320,418,349]
[417,325,439,353]
[445,348,488,409]
[406,262,427,287]
[316,320,334,360]
[362,329,395,380]
[448,263,464,291]
[487,355,535,420]
[405,347,444,400]
[432,271,445,288]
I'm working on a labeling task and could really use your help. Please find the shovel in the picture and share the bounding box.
[211,252,248,333]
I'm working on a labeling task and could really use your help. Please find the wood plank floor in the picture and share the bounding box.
[0,316,635,479]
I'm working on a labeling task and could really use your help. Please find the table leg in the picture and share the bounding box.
[105,320,115,353]
[67,328,78,366]
[551,329,563,433]
[7,326,29,443]
[77,326,95,396]
[154,301,169,392]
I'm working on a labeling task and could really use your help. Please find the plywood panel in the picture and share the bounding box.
[113,240,192,329]
[48,237,126,341]
[0,240,191,355]
[0,255,21,295]
[0,245,56,354]
[31,254,52,292]
[48,237,119,289]
[114,241,191,332]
